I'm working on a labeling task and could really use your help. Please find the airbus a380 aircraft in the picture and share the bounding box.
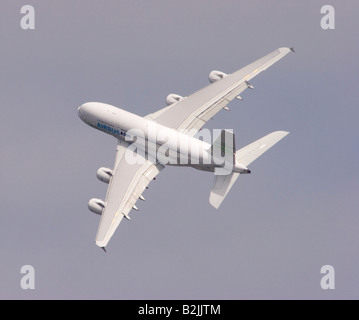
[78,47,294,251]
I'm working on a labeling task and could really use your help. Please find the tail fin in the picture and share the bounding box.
[209,131,289,209]
[209,129,236,175]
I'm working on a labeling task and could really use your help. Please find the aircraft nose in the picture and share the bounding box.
[78,102,100,123]
[78,102,108,123]
[77,105,85,121]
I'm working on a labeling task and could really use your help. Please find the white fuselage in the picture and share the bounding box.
[78,102,248,173]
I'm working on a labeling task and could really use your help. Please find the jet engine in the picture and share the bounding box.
[88,198,105,215]
[208,70,228,83]
[166,93,184,106]
[96,167,112,184]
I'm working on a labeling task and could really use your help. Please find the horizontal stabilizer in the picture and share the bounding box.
[209,172,240,209]
[209,131,289,209]
[235,131,289,167]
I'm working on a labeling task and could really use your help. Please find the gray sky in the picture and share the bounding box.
[1,0,358,299]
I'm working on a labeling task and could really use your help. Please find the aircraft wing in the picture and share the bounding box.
[147,47,292,136]
[95,139,164,248]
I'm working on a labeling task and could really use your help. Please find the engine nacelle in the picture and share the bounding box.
[96,167,112,184]
[209,70,228,83]
[88,198,105,215]
[166,93,184,106]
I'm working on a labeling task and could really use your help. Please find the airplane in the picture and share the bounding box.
[78,47,294,251]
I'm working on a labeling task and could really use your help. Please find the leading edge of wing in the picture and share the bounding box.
[95,147,164,248]
[150,47,293,133]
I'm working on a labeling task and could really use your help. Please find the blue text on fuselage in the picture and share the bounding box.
[97,122,130,138]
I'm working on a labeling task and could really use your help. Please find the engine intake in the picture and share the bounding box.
[209,70,228,83]
[97,167,112,184]
[166,93,184,106]
[88,198,105,215]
